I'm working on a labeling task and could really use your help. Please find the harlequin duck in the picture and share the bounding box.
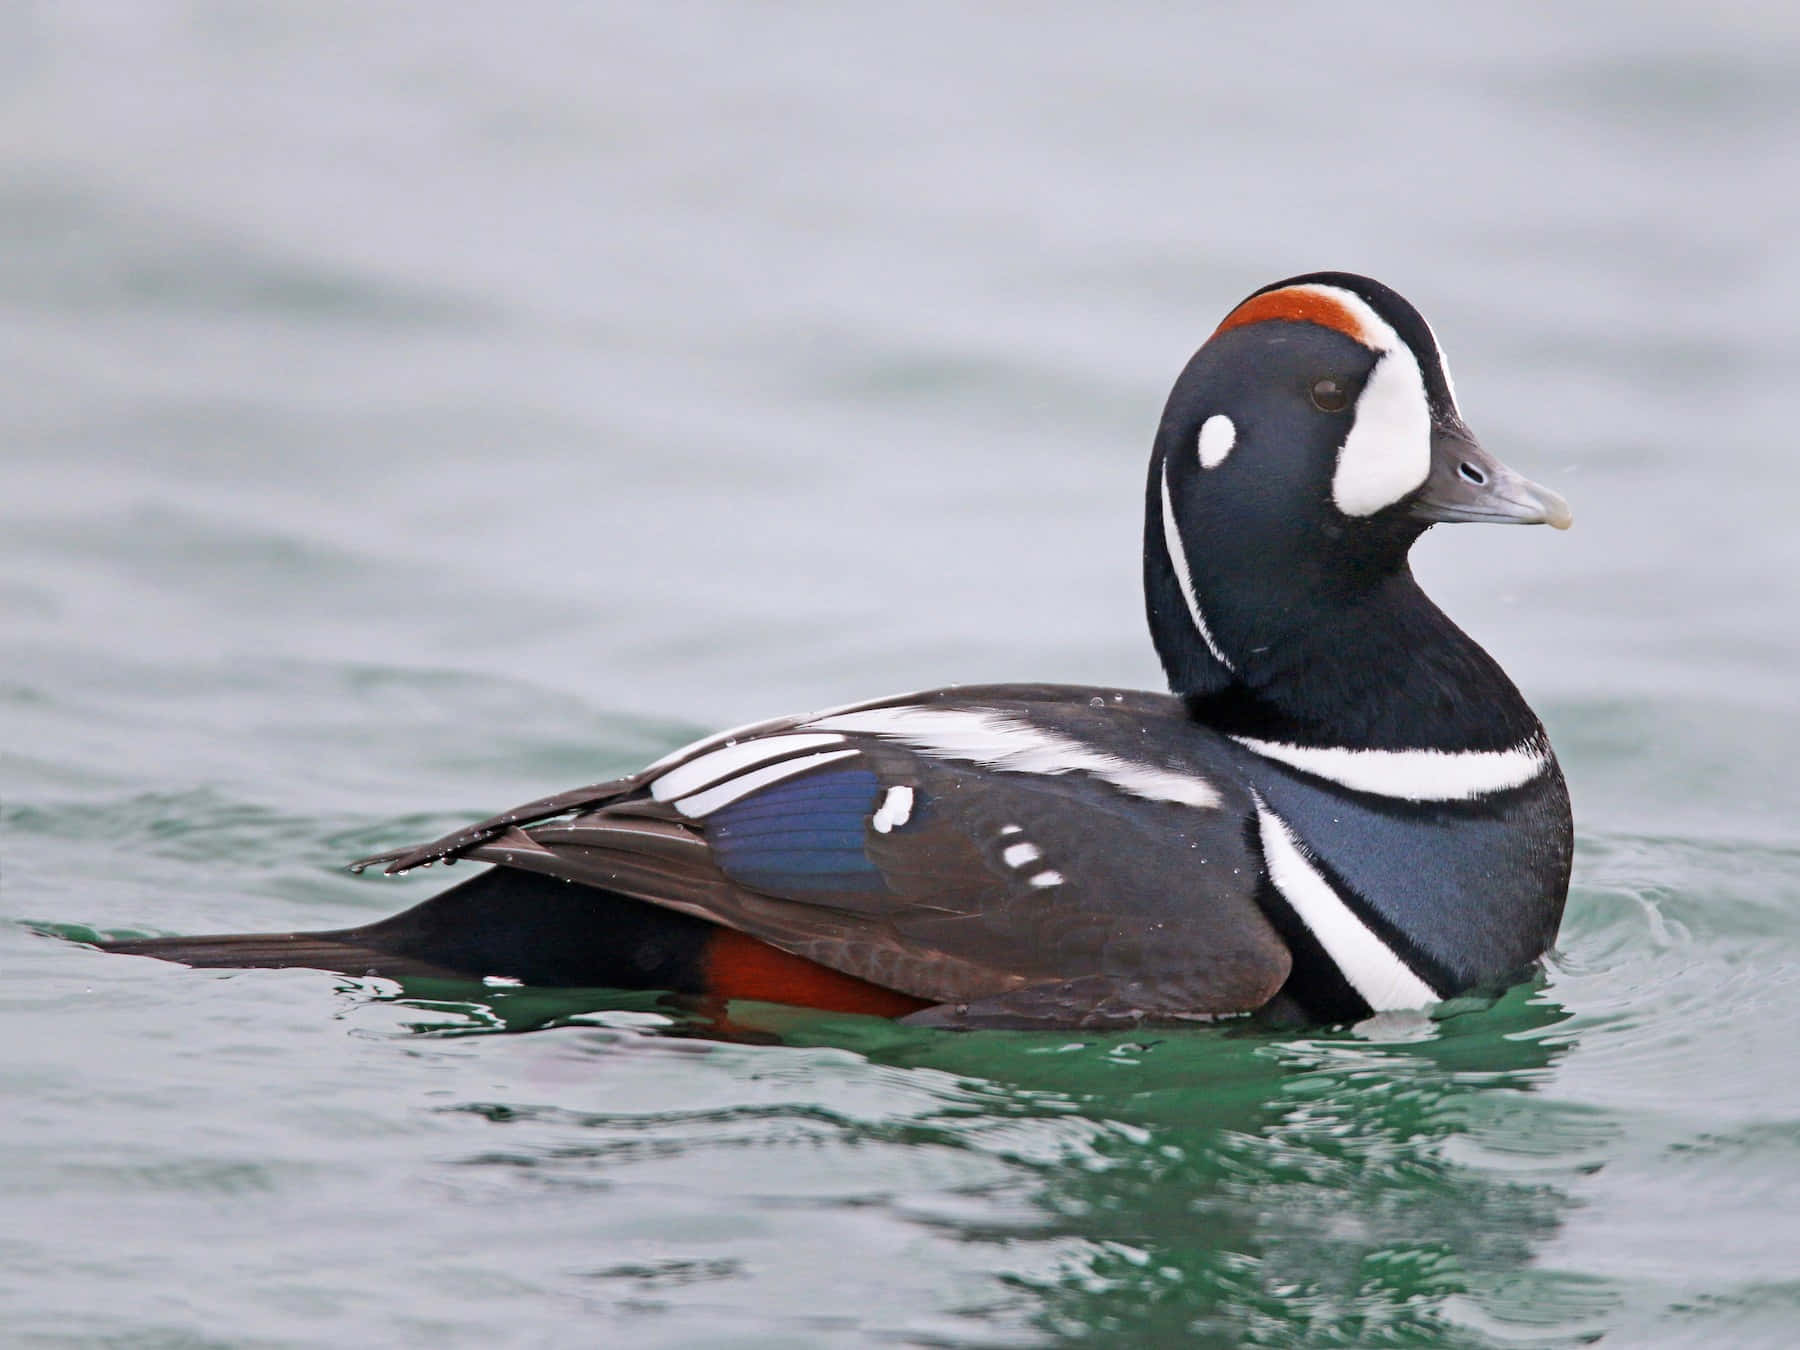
[99,272,1575,1028]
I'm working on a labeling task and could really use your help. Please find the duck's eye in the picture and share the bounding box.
[1309,377,1351,413]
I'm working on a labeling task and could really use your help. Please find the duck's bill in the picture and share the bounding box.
[1410,428,1573,530]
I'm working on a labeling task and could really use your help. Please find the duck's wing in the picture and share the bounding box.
[352,686,1290,1026]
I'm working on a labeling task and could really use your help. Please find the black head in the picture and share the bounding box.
[1145,272,1571,710]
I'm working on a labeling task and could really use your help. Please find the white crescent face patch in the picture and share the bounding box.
[1220,282,1436,519]
[1333,342,1433,517]
[1301,284,1434,519]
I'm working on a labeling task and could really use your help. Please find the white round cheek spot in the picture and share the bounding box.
[1197,414,1237,469]
[1332,351,1433,517]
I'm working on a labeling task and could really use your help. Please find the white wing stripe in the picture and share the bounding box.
[1232,735,1546,801]
[638,711,802,777]
[671,748,861,819]
[1254,800,1437,1011]
[808,705,1221,810]
[650,733,847,802]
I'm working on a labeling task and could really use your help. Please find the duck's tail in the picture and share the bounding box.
[92,865,720,988]
[92,865,932,1017]
[93,929,461,978]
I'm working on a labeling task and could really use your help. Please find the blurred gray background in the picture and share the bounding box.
[7,5,1796,730]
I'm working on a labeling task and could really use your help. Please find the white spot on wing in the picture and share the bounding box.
[870,784,914,834]
[1197,413,1237,469]
[999,824,1023,836]
[1253,797,1438,1011]
[1232,736,1547,802]
[1160,460,1234,672]
[1002,841,1041,868]
[1028,870,1064,888]
[650,732,847,801]
[807,706,1221,810]
[672,748,860,818]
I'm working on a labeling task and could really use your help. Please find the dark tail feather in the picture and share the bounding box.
[96,866,720,990]
[95,868,928,1016]
[94,931,464,979]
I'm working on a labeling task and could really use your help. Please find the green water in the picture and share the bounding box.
[6,5,1800,1346]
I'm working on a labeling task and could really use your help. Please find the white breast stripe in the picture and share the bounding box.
[1253,799,1438,1012]
[650,732,847,802]
[671,748,861,818]
[807,706,1222,810]
[1232,735,1547,802]
[1160,461,1234,671]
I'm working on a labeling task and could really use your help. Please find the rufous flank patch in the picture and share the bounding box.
[703,928,931,1018]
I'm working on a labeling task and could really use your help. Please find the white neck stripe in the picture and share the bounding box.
[1232,735,1547,802]
[1254,799,1438,1012]
[1160,460,1234,672]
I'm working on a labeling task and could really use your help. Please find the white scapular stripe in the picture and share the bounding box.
[1254,800,1438,1011]
[639,684,968,783]
[1160,460,1234,671]
[671,748,860,818]
[650,732,846,802]
[870,785,914,833]
[1002,841,1041,868]
[807,705,1222,809]
[1197,413,1237,469]
[1232,735,1547,802]
[639,710,804,778]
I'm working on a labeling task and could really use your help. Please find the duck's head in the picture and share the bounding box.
[1145,271,1570,700]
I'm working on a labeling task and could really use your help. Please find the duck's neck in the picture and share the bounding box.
[1149,561,1543,753]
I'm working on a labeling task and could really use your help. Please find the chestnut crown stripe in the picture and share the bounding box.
[1209,280,1441,519]
[1213,286,1376,348]
[1211,277,1463,421]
